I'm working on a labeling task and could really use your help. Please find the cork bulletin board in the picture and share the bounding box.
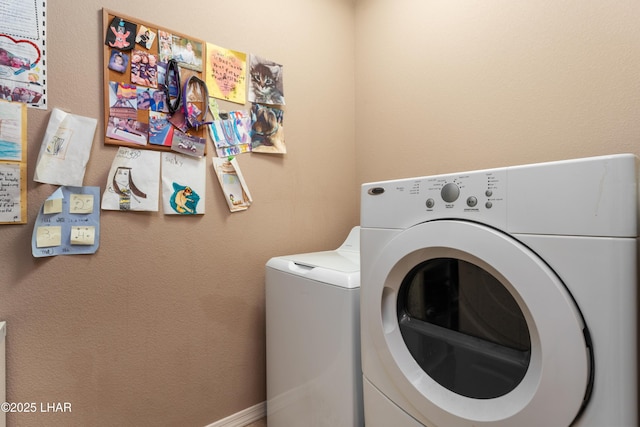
[102,9,207,154]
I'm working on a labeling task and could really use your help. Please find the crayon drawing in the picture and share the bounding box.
[0,100,25,161]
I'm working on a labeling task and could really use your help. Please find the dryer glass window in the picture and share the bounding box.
[397,258,531,399]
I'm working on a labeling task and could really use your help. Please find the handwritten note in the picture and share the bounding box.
[69,194,93,214]
[70,226,95,245]
[206,43,246,104]
[0,162,23,223]
[36,226,61,247]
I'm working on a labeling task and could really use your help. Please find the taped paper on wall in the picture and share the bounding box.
[161,152,206,215]
[101,147,160,212]
[33,108,98,186]
[212,157,252,213]
[31,186,101,257]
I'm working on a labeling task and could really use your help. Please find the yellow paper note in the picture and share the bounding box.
[36,226,62,248]
[206,43,247,104]
[69,194,94,214]
[43,198,63,214]
[70,226,95,245]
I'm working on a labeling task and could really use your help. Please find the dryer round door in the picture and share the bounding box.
[364,220,592,427]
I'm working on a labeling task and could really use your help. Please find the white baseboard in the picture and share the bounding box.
[204,401,266,427]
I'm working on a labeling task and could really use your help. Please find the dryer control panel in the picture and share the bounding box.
[361,168,508,230]
[362,154,637,237]
[423,169,506,213]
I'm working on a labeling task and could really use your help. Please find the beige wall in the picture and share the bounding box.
[355,0,640,184]
[0,1,357,426]
[3,0,640,425]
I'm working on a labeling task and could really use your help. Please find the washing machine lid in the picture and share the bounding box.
[362,220,591,426]
[267,252,360,288]
[266,227,361,289]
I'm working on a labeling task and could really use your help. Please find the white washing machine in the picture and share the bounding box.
[360,154,638,426]
[266,226,363,427]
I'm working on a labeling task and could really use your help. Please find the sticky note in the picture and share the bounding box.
[43,198,63,214]
[36,226,62,248]
[70,226,95,245]
[69,194,94,214]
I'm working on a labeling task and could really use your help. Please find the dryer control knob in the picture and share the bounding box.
[441,182,460,203]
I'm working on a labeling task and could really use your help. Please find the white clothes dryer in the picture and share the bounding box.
[360,154,637,427]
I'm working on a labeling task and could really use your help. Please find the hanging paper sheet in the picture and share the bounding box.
[208,111,252,157]
[31,186,101,257]
[161,152,206,215]
[0,161,25,224]
[33,108,98,186]
[250,103,286,154]
[206,43,246,105]
[247,54,285,106]
[101,147,160,211]
[212,157,252,212]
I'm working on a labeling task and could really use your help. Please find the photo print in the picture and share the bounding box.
[105,17,137,51]
[0,34,45,107]
[171,36,203,71]
[158,30,173,63]
[171,129,205,157]
[250,103,285,154]
[149,88,168,112]
[108,49,129,73]
[106,81,148,146]
[130,50,158,88]
[135,25,156,50]
[136,87,152,110]
[248,54,285,106]
[148,111,173,146]
[0,46,31,70]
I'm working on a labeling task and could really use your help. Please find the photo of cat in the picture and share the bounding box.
[250,103,285,154]
[248,54,285,106]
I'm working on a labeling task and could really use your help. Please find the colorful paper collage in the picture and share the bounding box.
[208,111,252,157]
